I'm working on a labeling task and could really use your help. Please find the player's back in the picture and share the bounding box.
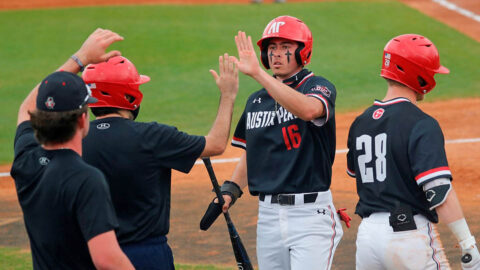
[83,116,204,244]
[347,98,447,222]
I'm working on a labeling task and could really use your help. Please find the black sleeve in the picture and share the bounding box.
[75,169,118,242]
[13,121,39,158]
[408,117,452,186]
[346,121,356,178]
[142,123,206,173]
[231,108,247,150]
[303,77,336,126]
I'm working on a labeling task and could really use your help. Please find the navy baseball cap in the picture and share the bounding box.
[37,71,97,112]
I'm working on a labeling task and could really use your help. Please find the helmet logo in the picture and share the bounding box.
[384,53,391,67]
[372,108,385,120]
[267,21,285,34]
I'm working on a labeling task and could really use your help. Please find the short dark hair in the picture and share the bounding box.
[29,106,87,145]
[90,107,121,118]
[384,78,406,88]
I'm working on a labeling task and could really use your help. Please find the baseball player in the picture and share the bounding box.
[346,34,480,269]
[81,53,238,269]
[201,16,346,270]
[10,29,134,269]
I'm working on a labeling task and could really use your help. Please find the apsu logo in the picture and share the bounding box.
[45,97,55,110]
[372,108,385,120]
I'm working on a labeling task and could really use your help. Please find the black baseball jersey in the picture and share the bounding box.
[82,117,205,244]
[231,69,337,195]
[346,98,452,222]
[10,121,118,270]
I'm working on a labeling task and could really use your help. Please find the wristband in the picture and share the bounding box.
[448,218,476,249]
[70,55,85,72]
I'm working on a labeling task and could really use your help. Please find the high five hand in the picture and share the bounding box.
[209,53,239,99]
[74,28,124,66]
[233,31,262,77]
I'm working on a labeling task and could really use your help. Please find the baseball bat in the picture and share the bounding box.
[202,157,254,270]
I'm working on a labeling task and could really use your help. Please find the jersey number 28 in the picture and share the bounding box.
[356,133,387,183]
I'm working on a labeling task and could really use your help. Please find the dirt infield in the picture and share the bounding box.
[0,0,479,269]
[1,98,480,269]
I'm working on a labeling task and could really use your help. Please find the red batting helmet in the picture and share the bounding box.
[380,34,449,94]
[257,15,313,69]
[82,56,150,110]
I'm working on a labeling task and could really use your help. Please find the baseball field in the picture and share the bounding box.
[0,0,479,269]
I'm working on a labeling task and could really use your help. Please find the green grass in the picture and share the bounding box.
[0,247,32,270]
[0,247,234,270]
[0,1,479,163]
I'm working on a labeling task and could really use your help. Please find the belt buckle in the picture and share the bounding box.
[278,194,294,205]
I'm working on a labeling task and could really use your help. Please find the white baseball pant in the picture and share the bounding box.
[356,212,451,270]
[256,190,343,270]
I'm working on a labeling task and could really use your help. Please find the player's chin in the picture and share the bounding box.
[272,68,286,77]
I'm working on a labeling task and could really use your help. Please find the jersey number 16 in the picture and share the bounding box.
[356,133,387,183]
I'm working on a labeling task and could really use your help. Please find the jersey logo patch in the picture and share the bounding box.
[310,85,331,97]
[253,98,262,104]
[96,123,110,130]
[372,108,385,120]
[39,157,50,166]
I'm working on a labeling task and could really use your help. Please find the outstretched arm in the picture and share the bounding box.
[201,53,239,157]
[220,151,248,212]
[232,31,324,121]
[17,28,123,126]
[435,188,479,268]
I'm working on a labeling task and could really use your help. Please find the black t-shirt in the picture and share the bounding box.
[346,98,452,222]
[231,69,337,195]
[82,117,205,244]
[10,121,118,270]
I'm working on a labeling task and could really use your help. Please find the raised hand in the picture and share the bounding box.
[74,28,124,66]
[210,53,239,99]
[233,31,262,77]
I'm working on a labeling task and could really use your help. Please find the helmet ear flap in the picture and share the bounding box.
[260,39,270,69]
[261,49,270,69]
[295,42,305,66]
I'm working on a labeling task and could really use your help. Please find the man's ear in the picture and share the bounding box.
[78,111,88,129]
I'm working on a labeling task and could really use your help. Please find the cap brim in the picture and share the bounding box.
[434,65,450,74]
[86,96,98,104]
[138,75,150,84]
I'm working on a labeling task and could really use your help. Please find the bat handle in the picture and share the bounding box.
[202,157,226,206]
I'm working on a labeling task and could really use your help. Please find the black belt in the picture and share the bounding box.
[259,193,318,205]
